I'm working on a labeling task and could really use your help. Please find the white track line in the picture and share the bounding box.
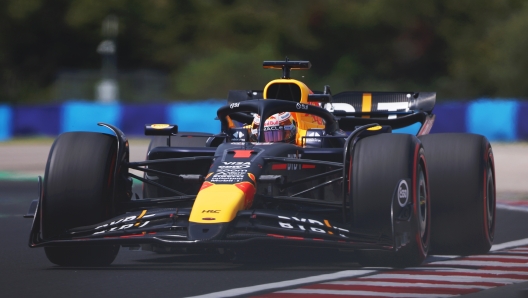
[362,273,523,284]
[497,204,528,212]
[462,254,528,260]
[428,260,528,268]
[325,280,492,290]
[185,238,528,298]
[185,270,376,298]
[275,289,456,297]
[491,238,528,251]
[410,267,528,276]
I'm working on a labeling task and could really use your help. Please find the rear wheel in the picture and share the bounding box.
[419,133,495,255]
[352,134,430,267]
[42,132,120,266]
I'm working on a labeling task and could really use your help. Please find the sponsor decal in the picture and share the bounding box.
[219,162,251,169]
[324,102,355,113]
[150,124,170,129]
[306,130,322,143]
[93,222,151,235]
[377,102,409,119]
[377,102,409,112]
[264,125,283,131]
[215,170,248,175]
[202,210,220,213]
[234,181,256,208]
[287,153,302,170]
[92,212,155,235]
[232,131,245,139]
[264,119,279,126]
[229,102,240,109]
[277,215,350,237]
[397,180,409,207]
[210,169,247,183]
[296,103,309,110]
[277,112,291,121]
[272,154,312,171]
[247,173,256,183]
[200,181,215,190]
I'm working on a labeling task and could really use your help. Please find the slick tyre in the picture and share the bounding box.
[419,133,495,255]
[41,132,119,266]
[352,134,430,268]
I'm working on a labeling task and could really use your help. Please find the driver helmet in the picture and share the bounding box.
[250,112,297,143]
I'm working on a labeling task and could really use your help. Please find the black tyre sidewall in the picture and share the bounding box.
[352,133,430,267]
[41,132,119,266]
[419,133,495,255]
[42,132,117,238]
[44,245,119,267]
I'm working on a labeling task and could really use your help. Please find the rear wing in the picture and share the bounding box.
[326,91,435,116]
[324,92,436,134]
[226,89,436,135]
[229,90,435,114]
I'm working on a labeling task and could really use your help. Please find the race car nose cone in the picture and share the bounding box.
[187,222,230,241]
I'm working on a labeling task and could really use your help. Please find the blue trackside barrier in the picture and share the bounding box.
[0,105,12,141]
[167,100,225,133]
[2,99,528,141]
[13,104,61,136]
[430,102,469,134]
[517,101,528,140]
[120,104,168,135]
[466,99,519,142]
[62,101,122,134]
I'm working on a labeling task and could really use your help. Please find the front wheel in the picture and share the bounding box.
[41,132,120,266]
[352,134,430,267]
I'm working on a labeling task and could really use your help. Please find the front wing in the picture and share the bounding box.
[29,189,415,253]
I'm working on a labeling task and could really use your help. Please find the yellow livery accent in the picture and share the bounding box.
[263,79,312,103]
[189,185,246,223]
[367,125,382,131]
[362,93,372,118]
[226,116,236,129]
[263,79,325,145]
[151,124,170,129]
[137,209,147,219]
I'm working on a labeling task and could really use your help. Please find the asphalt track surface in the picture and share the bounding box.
[1,141,528,297]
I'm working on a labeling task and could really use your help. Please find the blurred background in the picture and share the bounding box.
[1,0,528,140]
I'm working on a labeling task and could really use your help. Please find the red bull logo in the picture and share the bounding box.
[200,181,215,191]
[247,173,256,183]
[234,181,256,209]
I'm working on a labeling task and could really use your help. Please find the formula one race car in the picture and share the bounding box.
[26,60,496,268]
